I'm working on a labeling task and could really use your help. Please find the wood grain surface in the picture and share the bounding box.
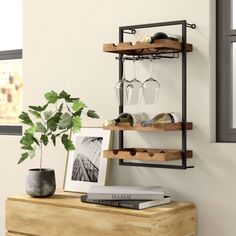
[6,193,196,236]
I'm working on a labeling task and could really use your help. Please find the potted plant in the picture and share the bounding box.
[18,90,99,197]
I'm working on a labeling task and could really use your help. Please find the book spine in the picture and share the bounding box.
[81,196,139,209]
[87,193,164,200]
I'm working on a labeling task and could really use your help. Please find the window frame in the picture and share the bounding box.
[216,0,236,142]
[0,49,22,136]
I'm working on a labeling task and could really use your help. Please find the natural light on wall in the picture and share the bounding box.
[0,0,22,124]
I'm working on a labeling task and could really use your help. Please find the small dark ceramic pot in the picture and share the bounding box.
[26,168,56,198]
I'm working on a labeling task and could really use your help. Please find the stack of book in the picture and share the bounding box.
[81,186,171,210]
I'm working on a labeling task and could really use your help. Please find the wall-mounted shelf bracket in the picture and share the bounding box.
[113,20,196,170]
[123,28,136,34]
[187,23,196,29]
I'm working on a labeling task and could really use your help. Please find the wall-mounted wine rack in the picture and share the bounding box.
[103,20,196,169]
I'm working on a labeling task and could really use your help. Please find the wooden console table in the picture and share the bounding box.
[6,193,196,236]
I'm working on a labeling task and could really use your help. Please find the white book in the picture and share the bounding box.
[87,186,164,200]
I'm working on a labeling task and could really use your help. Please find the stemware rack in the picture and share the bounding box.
[103,20,196,169]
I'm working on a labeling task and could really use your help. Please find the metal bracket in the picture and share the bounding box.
[123,28,136,34]
[115,52,179,61]
[187,23,196,29]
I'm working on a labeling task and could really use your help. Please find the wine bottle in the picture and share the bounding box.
[104,112,149,127]
[114,113,134,126]
[140,112,180,127]
[140,32,181,44]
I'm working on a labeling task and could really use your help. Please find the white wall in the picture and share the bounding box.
[1,0,236,235]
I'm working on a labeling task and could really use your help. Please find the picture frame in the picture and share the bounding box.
[63,127,112,193]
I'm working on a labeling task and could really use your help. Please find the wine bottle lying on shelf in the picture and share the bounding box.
[104,112,149,127]
[140,112,181,127]
[140,32,181,44]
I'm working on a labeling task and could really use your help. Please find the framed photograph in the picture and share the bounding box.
[63,127,112,193]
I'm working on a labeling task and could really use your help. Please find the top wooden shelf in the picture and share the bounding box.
[103,39,192,56]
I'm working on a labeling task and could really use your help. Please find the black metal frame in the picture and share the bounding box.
[216,0,236,142]
[117,20,195,169]
[0,49,23,136]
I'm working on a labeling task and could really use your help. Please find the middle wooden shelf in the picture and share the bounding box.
[103,122,193,132]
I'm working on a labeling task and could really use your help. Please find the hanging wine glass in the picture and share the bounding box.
[142,57,161,104]
[128,57,143,105]
[115,59,133,105]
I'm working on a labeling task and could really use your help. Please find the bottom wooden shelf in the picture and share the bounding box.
[103,148,193,162]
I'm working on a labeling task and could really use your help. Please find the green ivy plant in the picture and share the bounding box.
[18,90,99,169]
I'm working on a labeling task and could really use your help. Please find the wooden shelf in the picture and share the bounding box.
[103,122,193,132]
[103,39,192,55]
[103,148,193,162]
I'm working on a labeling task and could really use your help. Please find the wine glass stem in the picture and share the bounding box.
[133,59,137,79]
[149,59,153,78]
[122,60,126,80]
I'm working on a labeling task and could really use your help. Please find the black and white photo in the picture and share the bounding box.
[64,127,112,193]
[71,136,103,182]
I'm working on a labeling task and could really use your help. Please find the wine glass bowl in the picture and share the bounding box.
[115,60,133,105]
[115,78,133,105]
[142,58,161,104]
[128,58,142,105]
[142,77,161,104]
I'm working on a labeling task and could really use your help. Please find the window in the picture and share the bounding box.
[0,0,22,135]
[216,0,236,142]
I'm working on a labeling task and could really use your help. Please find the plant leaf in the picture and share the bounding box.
[67,97,79,103]
[29,110,41,119]
[72,99,86,112]
[87,110,99,119]
[29,103,48,112]
[58,113,72,129]
[47,117,58,131]
[58,103,63,113]
[18,112,33,125]
[36,122,47,133]
[51,134,56,146]
[21,145,33,150]
[72,116,81,133]
[20,133,34,146]
[33,137,40,146]
[45,90,58,104]
[73,110,82,117]
[44,110,53,120]
[25,125,37,135]
[18,152,29,164]
[28,147,36,159]
[40,134,49,146]
[61,134,75,151]
[53,112,62,123]
[58,91,70,101]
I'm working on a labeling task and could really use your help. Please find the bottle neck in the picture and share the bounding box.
[140,119,154,127]
[114,118,121,124]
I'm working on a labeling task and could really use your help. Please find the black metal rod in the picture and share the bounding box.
[119,28,124,150]
[119,161,193,169]
[115,53,179,61]
[182,21,187,168]
[120,20,187,30]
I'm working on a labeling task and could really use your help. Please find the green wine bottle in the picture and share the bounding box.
[104,113,149,127]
